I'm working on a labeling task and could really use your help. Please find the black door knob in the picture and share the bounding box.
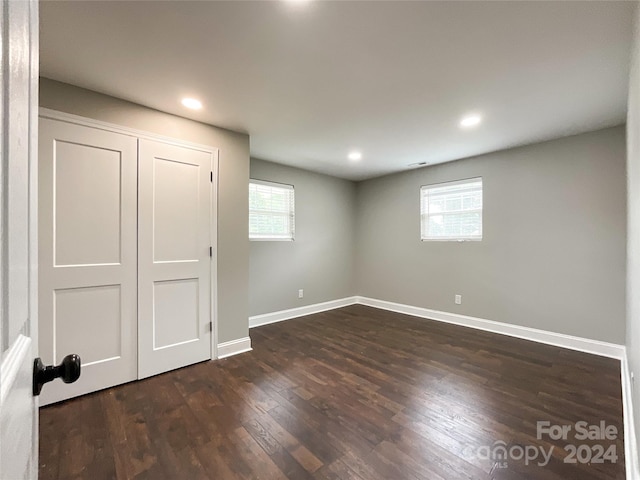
[33,354,81,396]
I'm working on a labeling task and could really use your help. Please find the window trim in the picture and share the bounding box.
[249,179,295,241]
[420,177,483,242]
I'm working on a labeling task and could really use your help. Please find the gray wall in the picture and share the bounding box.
[355,127,627,344]
[626,2,640,466]
[39,78,250,344]
[249,158,356,317]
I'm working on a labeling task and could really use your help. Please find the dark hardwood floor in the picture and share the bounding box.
[39,305,625,480]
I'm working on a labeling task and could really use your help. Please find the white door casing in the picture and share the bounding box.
[138,139,212,379]
[38,119,138,406]
[0,0,39,478]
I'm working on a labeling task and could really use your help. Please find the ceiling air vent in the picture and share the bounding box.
[407,161,429,168]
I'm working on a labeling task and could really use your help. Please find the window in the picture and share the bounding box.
[420,178,482,241]
[249,180,295,240]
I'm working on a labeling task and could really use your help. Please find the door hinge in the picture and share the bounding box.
[209,246,213,257]
[208,321,213,332]
[210,171,213,182]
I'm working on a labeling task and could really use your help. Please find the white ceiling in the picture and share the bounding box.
[40,1,635,181]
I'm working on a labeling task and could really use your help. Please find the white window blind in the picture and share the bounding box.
[249,180,295,240]
[420,178,483,241]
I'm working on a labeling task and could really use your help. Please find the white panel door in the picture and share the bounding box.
[138,139,212,378]
[38,118,138,405]
[0,0,39,477]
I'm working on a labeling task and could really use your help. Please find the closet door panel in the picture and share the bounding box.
[138,139,212,378]
[39,118,138,405]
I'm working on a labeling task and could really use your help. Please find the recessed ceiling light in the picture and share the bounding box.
[181,98,203,110]
[348,151,362,161]
[460,114,482,128]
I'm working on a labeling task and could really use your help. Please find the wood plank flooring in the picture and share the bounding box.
[39,305,625,480]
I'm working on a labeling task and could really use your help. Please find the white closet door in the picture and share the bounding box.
[38,118,138,405]
[138,139,212,379]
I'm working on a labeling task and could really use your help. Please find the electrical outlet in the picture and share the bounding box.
[455,294,462,305]
[298,289,304,299]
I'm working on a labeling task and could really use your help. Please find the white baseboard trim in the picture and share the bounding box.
[249,296,358,328]
[217,337,252,359]
[249,295,625,359]
[622,351,640,480]
[355,296,626,360]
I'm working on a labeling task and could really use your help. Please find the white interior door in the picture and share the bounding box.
[138,139,212,378]
[0,0,39,478]
[38,118,138,405]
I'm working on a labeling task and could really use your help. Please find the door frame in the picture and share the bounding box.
[38,108,220,361]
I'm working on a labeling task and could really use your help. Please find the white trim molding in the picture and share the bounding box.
[622,350,640,480]
[39,108,218,154]
[217,337,252,359]
[356,296,625,359]
[249,297,358,328]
